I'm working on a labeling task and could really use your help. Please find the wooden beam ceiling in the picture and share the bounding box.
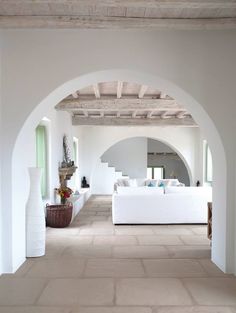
[56,98,183,111]
[0,16,235,29]
[72,115,197,127]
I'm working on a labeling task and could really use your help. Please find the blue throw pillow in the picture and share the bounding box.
[148,182,155,187]
[159,182,164,187]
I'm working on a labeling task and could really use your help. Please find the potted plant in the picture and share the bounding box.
[46,187,74,228]
[56,186,73,204]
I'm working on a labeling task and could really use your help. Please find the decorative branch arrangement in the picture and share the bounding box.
[61,134,74,168]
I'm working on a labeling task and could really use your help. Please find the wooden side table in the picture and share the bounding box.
[207,202,212,240]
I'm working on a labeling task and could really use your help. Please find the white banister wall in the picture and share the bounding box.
[101,137,147,179]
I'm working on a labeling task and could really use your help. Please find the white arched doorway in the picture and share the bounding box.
[5,69,229,274]
[90,136,193,195]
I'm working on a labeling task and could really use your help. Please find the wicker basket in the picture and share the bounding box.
[46,203,73,228]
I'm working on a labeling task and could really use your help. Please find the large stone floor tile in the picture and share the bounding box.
[0,307,71,313]
[153,306,233,313]
[71,307,152,313]
[152,226,194,235]
[0,278,47,305]
[180,235,210,245]
[26,259,86,278]
[113,245,170,258]
[115,227,154,235]
[47,227,79,236]
[79,227,114,235]
[37,278,114,306]
[183,278,236,305]
[93,235,137,246]
[116,278,192,305]
[137,235,183,245]
[62,245,112,258]
[191,226,208,235]
[199,259,232,277]
[84,258,145,277]
[143,259,207,277]
[167,245,211,259]
[46,235,94,246]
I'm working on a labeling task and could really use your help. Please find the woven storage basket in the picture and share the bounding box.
[46,203,73,228]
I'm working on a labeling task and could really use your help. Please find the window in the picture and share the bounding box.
[36,125,48,198]
[205,143,213,183]
[147,166,165,179]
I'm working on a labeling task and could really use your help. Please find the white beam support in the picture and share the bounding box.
[117,81,123,99]
[72,92,79,98]
[93,84,100,99]
[138,85,148,99]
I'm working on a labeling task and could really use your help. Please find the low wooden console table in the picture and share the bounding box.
[207,202,212,240]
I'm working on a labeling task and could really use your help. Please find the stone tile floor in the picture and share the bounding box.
[1,195,236,313]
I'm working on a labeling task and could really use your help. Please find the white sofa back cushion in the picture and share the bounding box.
[117,178,130,186]
[117,186,164,195]
[165,186,212,201]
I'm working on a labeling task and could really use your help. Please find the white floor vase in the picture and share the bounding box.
[26,167,46,257]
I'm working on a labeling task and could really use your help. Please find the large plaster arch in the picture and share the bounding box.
[90,136,193,190]
[6,69,229,274]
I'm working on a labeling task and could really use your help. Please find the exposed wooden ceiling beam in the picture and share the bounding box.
[1,16,235,30]
[56,98,183,111]
[160,92,166,99]
[72,92,79,99]
[161,111,171,119]
[1,1,235,9]
[176,111,186,119]
[92,84,100,99]
[117,81,123,99]
[147,111,153,118]
[132,111,137,118]
[72,115,197,127]
[138,85,148,99]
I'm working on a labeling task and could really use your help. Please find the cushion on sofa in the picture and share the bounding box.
[158,179,180,187]
[129,179,138,187]
[117,186,164,195]
[117,178,130,186]
[145,179,158,187]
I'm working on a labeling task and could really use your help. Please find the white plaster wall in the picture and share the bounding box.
[0,29,235,273]
[11,107,76,271]
[101,137,147,178]
[77,126,199,189]
[148,139,174,153]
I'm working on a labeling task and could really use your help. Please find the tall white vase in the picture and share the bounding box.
[26,167,46,257]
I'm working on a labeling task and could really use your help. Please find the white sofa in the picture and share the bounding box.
[112,185,212,224]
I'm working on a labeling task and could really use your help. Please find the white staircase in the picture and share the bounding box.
[91,159,128,195]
